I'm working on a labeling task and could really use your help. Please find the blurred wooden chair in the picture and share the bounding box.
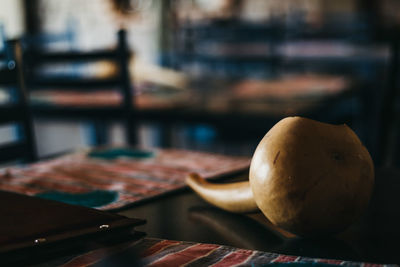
[169,18,364,144]
[270,21,386,159]
[170,19,282,79]
[375,35,400,167]
[0,40,37,164]
[23,29,136,146]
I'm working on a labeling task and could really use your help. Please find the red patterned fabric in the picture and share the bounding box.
[60,238,396,267]
[0,148,250,211]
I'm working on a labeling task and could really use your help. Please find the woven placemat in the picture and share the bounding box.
[0,148,250,211]
[58,238,395,267]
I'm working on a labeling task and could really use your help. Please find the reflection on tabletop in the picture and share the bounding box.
[188,207,360,262]
[183,168,400,264]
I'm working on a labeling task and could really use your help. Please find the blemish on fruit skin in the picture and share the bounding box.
[332,152,344,161]
[273,151,281,165]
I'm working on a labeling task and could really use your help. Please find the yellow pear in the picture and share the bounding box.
[250,117,374,236]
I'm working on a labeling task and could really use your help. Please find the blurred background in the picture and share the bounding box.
[1,0,399,167]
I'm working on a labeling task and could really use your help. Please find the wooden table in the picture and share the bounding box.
[29,74,357,147]
[8,165,398,266]
[119,168,400,265]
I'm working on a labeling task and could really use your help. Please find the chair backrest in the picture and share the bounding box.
[0,40,37,164]
[23,29,133,113]
[170,19,281,79]
[22,29,136,147]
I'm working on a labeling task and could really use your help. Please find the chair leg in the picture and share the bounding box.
[159,123,173,148]
[126,116,138,147]
[377,39,400,166]
[16,120,37,162]
[90,121,108,146]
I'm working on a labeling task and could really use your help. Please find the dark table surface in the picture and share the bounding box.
[119,168,400,265]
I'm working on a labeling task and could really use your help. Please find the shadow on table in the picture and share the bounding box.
[188,207,362,262]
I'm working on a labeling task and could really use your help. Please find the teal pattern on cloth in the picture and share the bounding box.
[88,148,155,160]
[36,190,118,208]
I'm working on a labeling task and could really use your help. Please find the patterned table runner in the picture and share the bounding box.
[0,148,250,211]
[59,238,395,267]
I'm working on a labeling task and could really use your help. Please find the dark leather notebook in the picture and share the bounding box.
[0,190,145,265]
